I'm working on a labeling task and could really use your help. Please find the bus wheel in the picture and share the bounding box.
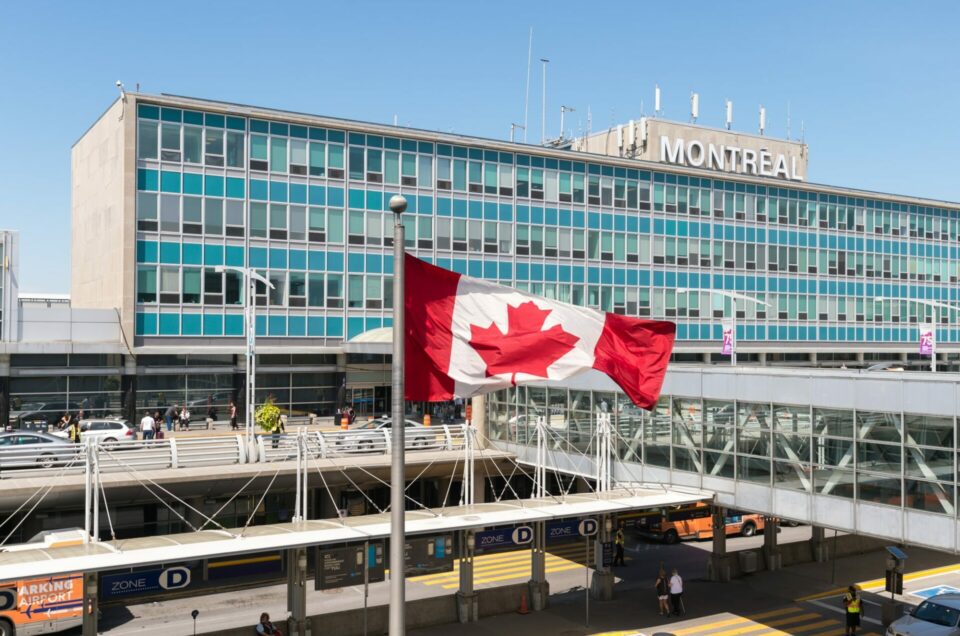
[663,529,679,544]
[741,522,757,537]
[0,618,14,636]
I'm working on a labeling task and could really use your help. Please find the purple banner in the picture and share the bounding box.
[721,323,734,356]
[919,325,935,356]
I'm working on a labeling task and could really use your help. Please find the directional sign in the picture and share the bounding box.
[316,542,385,591]
[404,535,454,576]
[912,585,960,599]
[475,526,534,551]
[579,518,598,537]
[547,518,598,542]
[101,567,192,599]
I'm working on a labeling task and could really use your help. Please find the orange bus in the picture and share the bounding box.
[634,502,766,544]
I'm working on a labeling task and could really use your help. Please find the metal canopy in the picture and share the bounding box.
[0,486,709,582]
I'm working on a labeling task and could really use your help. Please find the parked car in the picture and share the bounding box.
[8,401,80,431]
[51,418,137,445]
[887,593,960,636]
[0,431,80,469]
[333,417,434,453]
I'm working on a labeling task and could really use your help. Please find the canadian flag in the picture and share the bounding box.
[404,255,676,409]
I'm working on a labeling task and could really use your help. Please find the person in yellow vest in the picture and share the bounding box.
[67,419,82,444]
[843,585,861,635]
[613,522,625,566]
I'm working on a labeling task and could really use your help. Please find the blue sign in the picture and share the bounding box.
[912,585,960,600]
[101,566,192,599]
[547,518,598,542]
[475,526,534,551]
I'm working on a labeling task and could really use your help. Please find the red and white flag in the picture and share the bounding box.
[404,255,676,409]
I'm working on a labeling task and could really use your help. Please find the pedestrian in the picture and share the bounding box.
[655,569,671,616]
[843,585,861,635]
[229,401,238,430]
[669,568,684,616]
[206,404,217,430]
[140,411,156,441]
[614,522,626,566]
[58,412,71,431]
[255,612,282,635]
[67,419,82,444]
[271,413,285,449]
[164,403,178,432]
[179,406,191,432]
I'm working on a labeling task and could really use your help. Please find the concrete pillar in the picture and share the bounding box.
[286,547,310,636]
[528,521,550,611]
[758,352,768,367]
[0,354,10,429]
[763,516,782,571]
[708,507,731,581]
[82,571,98,636]
[810,525,829,563]
[456,530,478,622]
[471,394,486,449]
[590,515,614,600]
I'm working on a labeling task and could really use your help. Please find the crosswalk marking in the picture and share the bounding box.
[440,562,585,589]
[702,612,823,636]
[672,607,802,636]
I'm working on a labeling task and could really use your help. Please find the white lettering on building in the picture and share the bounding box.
[659,136,803,181]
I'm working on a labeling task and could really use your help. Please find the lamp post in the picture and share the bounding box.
[215,265,274,459]
[677,288,770,366]
[388,194,408,636]
[873,296,960,372]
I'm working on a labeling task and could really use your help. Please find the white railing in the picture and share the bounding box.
[0,426,468,478]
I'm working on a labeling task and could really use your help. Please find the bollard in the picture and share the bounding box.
[466,404,473,423]
[424,414,431,427]
[341,415,349,430]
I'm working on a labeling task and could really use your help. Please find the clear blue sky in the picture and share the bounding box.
[2,0,959,292]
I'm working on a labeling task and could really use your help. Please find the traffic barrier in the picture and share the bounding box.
[517,590,529,615]
[423,414,431,427]
[341,415,349,430]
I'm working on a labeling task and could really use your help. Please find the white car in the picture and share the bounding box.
[51,418,138,445]
[888,594,960,636]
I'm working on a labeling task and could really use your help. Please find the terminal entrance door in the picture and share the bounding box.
[347,386,390,417]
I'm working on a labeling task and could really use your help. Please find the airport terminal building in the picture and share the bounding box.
[4,91,960,427]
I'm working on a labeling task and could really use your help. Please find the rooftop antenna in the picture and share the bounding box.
[540,58,549,144]
[759,105,766,136]
[725,99,733,130]
[586,105,592,137]
[510,123,525,143]
[393,114,398,126]
[800,120,805,144]
[640,99,644,117]
[559,106,575,141]
[690,92,699,123]
[116,80,126,121]
[523,28,533,143]
[654,85,661,118]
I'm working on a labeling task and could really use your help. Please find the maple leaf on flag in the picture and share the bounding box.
[468,301,580,385]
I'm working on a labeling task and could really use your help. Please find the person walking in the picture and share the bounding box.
[164,403,178,432]
[843,585,861,635]
[179,406,191,432]
[206,404,217,430]
[229,401,238,431]
[271,412,286,449]
[614,523,626,566]
[66,418,82,444]
[655,569,671,616]
[58,412,71,431]
[669,568,685,616]
[140,411,156,441]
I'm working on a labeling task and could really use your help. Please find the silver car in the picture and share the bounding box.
[888,594,960,636]
[0,431,80,469]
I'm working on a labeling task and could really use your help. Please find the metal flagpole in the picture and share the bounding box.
[388,194,408,636]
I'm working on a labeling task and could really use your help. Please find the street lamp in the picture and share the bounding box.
[215,265,274,459]
[388,194,407,636]
[676,288,770,366]
[873,297,960,372]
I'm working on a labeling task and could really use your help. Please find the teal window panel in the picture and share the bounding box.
[499,204,513,222]
[349,132,365,145]
[225,314,244,336]
[226,245,244,267]
[160,107,182,123]
[453,199,468,218]
[602,268,613,285]
[614,268,625,285]
[327,130,345,143]
[250,179,268,201]
[226,177,245,199]
[349,189,365,209]
[590,267,601,284]
[365,317,382,331]
[270,122,289,136]
[437,258,452,270]
[437,197,452,216]
[348,317,365,339]
[638,270,650,286]
[183,110,203,126]
[159,242,180,264]
[327,316,344,338]
[159,313,180,335]
[181,313,202,335]
[269,248,287,269]
[484,261,497,279]
[516,263,529,280]
[268,316,286,336]
[499,262,512,279]
[572,211,585,228]
[626,270,637,286]
[288,315,306,336]
[724,226,734,241]
[183,172,203,195]
[137,168,158,191]
[365,191,383,211]
[601,214,613,231]
[545,264,558,281]
[348,253,365,272]
[468,200,482,219]
[249,247,267,268]
[734,226,745,242]
[289,249,306,270]
[677,324,687,340]
[160,171,181,193]
[516,205,529,223]
[484,202,497,220]
[531,207,544,224]
[366,253,382,273]
[137,312,158,336]
[559,209,571,226]
[308,316,324,336]
[614,215,625,232]
[452,259,468,275]
[419,196,433,215]
[203,314,224,336]
[182,243,203,265]
[137,240,158,263]
[788,326,798,341]
[328,187,344,207]
[383,255,393,275]
[205,113,225,128]
[308,250,325,271]
[270,181,287,202]
[290,125,308,139]
[226,116,245,131]
[205,175,225,197]
[204,244,224,266]
[712,224,722,239]
[327,251,344,271]
[309,185,326,205]
[572,267,585,284]
[255,315,266,336]
[137,104,160,120]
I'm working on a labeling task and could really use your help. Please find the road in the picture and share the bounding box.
[78,525,813,635]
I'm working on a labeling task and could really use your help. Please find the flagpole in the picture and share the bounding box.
[388,194,408,636]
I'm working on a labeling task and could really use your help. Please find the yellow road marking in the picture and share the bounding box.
[784,619,839,633]
[672,607,803,636]
[440,562,585,589]
[415,555,584,585]
[796,562,960,601]
[703,612,822,636]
